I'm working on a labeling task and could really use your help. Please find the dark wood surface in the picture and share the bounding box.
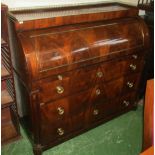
[8,3,149,155]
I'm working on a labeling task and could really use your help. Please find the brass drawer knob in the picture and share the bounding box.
[97,71,103,78]
[40,102,45,106]
[57,107,64,115]
[129,64,137,71]
[57,75,63,80]
[96,89,101,96]
[56,86,64,94]
[57,128,64,136]
[132,54,138,59]
[123,100,130,107]
[127,82,134,88]
[93,109,99,115]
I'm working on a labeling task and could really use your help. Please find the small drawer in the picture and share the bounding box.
[100,52,144,82]
[39,89,91,145]
[98,72,141,100]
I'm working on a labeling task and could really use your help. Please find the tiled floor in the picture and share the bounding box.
[2,105,143,155]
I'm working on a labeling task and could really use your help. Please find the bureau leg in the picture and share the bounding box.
[33,144,43,155]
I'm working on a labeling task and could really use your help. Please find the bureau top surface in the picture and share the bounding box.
[10,4,129,21]
[9,2,138,31]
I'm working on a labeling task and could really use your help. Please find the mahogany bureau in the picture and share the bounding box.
[7,2,149,155]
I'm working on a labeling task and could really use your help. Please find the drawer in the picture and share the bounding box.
[39,64,104,102]
[90,92,137,123]
[122,73,141,94]
[90,79,123,102]
[105,73,141,99]
[117,92,137,111]
[90,99,118,123]
[100,52,144,82]
[39,89,91,145]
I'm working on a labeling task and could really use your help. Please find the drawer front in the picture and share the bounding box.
[122,73,141,94]
[117,92,137,111]
[90,78,123,102]
[39,64,104,103]
[40,89,91,145]
[90,100,117,123]
[90,92,137,123]
[100,52,144,82]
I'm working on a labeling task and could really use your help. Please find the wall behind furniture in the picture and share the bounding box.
[1,0,139,11]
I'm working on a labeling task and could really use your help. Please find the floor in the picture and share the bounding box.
[2,105,143,155]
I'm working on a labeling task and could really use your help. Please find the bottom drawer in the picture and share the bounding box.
[90,92,137,123]
[90,100,118,123]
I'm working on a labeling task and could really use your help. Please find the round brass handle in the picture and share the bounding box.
[132,54,138,59]
[57,75,63,80]
[96,89,101,96]
[56,86,64,94]
[127,82,134,88]
[93,109,99,115]
[123,100,130,107]
[129,64,137,71]
[57,128,64,136]
[57,107,64,115]
[97,71,103,78]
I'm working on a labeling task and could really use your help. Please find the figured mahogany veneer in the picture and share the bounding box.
[8,3,149,155]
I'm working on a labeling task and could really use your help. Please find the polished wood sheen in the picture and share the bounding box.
[8,3,149,155]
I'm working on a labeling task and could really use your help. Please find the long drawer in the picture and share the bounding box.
[38,52,144,103]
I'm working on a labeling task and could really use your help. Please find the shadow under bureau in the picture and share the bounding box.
[8,2,149,155]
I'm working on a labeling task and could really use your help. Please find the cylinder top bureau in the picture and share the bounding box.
[7,2,149,155]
